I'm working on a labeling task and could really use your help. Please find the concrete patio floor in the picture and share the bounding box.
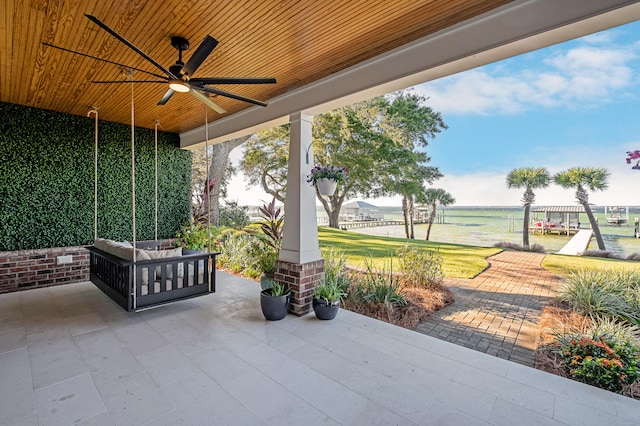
[1,271,639,425]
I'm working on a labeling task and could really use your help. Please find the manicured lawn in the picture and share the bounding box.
[542,253,640,277]
[318,226,500,279]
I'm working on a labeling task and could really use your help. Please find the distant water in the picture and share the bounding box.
[318,205,640,258]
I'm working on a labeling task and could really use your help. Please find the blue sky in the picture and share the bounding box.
[228,20,640,207]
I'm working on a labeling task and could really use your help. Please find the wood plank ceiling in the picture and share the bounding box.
[2,0,513,134]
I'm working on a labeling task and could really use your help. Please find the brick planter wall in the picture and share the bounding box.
[0,246,90,293]
[275,259,325,316]
[0,239,177,294]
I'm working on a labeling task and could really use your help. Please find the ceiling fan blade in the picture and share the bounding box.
[190,77,277,85]
[158,89,176,105]
[197,85,268,107]
[189,89,226,114]
[182,36,218,78]
[85,14,178,79]
[91,80,167,83]
[42,42,167,80]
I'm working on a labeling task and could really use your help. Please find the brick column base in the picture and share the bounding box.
[275,259,325,316]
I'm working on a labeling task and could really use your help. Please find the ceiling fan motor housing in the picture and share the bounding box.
[170,36,190,78]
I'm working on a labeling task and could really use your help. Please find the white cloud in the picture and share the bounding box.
[432,141,640,206]
[415,42,637,115]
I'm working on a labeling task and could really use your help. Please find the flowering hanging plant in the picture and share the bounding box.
[306,165,349,186]
[626,150,640,170]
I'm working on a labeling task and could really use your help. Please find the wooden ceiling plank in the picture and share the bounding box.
[2,0,514,134]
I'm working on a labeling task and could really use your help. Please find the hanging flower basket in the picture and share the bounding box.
[306,165,348,196]
[316,178,338,196]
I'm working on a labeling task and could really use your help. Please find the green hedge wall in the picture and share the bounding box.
[0,102,192,251]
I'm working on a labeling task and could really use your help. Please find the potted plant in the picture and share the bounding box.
[175,223,210,254]
[260,281,291,321]
[306,165,348,196]
[258,247,278,289]
[312,280,346,320]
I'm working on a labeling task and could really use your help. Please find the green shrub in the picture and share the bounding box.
[555,331,640,393]
[560,270,640,326]
[217,231,254,273]
[351,257,406,310]
[396,244,443,288]
[218,201,250,229]
[322,247,351,293]
[175,223,213,251]
[217,229,278,279]
[256,245,278,274]
[493,241,545,253]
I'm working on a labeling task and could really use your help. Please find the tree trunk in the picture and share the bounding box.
[402,196,410,239]
[206,136,250,225]
[408,196,415,239]
[425,205,436,240]
[522,203,530,248]
[317,187,346,228]
[260,173,285,203]
[582,202,606,250]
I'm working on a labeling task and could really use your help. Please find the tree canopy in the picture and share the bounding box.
[506,167,551,248]
[240,91,447,228]
[554,167,609,250]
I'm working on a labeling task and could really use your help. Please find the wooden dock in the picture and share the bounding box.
[339,219,427,230]
[557,230,593,256]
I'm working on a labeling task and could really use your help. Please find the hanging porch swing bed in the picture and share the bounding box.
[88,239,217,312]
[84,107,218,312]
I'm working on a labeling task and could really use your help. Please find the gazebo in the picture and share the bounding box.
[341,201,384,222]
[529,206,586,235]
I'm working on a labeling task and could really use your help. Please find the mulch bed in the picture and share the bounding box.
[342,282,454,330]
[535,301,640,400]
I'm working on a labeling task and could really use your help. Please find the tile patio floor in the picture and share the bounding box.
[1,272,639,425]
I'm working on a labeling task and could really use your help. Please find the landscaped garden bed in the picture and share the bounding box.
[535,268,640,400]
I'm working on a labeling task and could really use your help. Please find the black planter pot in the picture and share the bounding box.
[182,248,205,255]
[260,273,275,290]
[312,298,340,320]
[260,289,290,321]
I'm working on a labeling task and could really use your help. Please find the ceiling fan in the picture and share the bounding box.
[43,14,276,114]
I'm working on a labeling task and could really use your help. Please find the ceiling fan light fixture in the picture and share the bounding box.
[169,81,189,92]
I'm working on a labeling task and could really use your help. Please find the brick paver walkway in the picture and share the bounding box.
[415,251,561,367]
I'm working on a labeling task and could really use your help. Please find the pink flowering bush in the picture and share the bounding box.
[626,151,640,170]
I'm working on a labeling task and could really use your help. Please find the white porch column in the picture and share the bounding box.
[276,112,324,316]
[279,112,322,264]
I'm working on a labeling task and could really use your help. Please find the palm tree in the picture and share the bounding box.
[506,168,551,248]
[553,167,609,250]
[418,188,455,240]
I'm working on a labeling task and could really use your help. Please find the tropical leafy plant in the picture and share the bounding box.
[258,197,284,250]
